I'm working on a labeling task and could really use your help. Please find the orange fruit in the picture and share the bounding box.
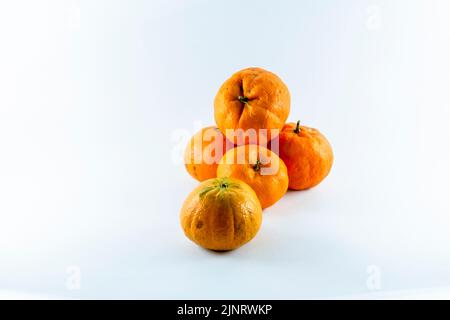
[214,67,290,145]
[278,121,333,190]
[184,126,232,181]
[180,177,262,251]
[217,145,288,209]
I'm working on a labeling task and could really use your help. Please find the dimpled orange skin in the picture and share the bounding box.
[180,177,262,251]
[217,145,289,209]
[278,122,333,190]
[184,126,232,182]
[214,67,290,145]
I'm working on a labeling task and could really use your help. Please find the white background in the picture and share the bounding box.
[1,0,450,299]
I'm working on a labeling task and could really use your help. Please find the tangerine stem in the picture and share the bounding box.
[238,95,249,104]
[253,159,261,172]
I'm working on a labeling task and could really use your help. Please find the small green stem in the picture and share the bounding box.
[294,120,301,134]
[219,182,228,189]
[253,159,261,172]
[238,95,249,104]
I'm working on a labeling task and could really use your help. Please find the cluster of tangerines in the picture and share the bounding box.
[180,67,333,251]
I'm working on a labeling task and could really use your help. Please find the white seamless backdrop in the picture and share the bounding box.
[0,0,449,299]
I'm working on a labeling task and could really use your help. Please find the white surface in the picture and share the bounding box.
[1,0,450,299]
